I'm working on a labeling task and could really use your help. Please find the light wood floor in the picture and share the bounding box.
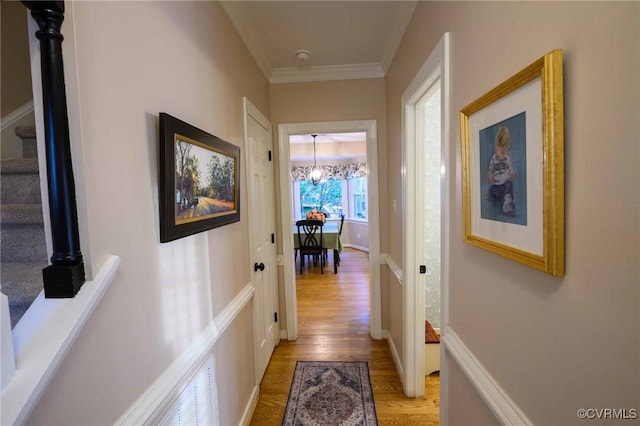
[249,248,440,425]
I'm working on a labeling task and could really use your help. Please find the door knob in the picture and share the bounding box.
[254,262,265,272]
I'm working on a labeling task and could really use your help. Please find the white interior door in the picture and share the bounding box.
[244,98,278,384]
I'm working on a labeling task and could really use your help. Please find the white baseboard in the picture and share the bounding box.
[279,330,288,340]
[240,385,259,426]
[343,243,369,252]
[382,329,404,381]
[443,326,532,425]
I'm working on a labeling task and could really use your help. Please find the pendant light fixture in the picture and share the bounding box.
[310,134,322,185]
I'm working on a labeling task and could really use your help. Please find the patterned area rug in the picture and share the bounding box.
[282,361,378,426]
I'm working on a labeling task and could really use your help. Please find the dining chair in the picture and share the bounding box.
[296,219,324,274]
[334,214,345,267]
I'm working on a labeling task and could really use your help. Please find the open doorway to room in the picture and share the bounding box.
[277,121,381,342]
[402,33,450,408]
[288,131,370,339]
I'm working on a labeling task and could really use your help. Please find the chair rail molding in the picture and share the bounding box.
[22,0,86,297]
[443,327,532,425]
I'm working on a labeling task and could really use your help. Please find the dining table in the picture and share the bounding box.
[293,222,343,273]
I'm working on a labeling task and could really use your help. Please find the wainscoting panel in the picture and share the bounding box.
[443,326,532,425]
[116,283,254,425]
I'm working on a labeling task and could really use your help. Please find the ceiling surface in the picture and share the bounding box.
[289,132,367,162]
[220,1,416,158]
[221,1,417,84]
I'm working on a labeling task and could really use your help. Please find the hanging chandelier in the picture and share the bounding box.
[310,134,322,185]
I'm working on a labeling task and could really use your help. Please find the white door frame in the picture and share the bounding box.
[278,120,381,341]
[244,98,279,386]
[401,33,450,405]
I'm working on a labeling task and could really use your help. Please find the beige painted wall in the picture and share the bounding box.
[343,221,369,250]
[270,79,388,332]
[1,1,32,116]
[386,2,639,425]
[27,2,269,424]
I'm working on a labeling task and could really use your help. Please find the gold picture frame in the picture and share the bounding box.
[460,49,564,276]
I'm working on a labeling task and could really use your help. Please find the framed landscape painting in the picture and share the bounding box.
[159,113,240,242]
[460,49,564,276]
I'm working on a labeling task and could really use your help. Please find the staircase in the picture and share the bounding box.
[1,125,48,328]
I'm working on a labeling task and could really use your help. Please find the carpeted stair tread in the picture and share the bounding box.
[1,160,42,204]
[1,261,47,328]
[15,125,36,139]
[1,158,39,174]
[1,204,44,224]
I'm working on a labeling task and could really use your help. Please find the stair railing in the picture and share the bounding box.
[22,0,85,297]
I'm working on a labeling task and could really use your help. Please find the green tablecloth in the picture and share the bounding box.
[293,222,343,251]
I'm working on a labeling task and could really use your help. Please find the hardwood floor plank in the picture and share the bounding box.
[249,248,440,425]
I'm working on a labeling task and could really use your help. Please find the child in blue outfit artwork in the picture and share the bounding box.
[488,126,516,213]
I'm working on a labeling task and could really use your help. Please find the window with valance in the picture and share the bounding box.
[290,162,368,221]
[290,161,368,182]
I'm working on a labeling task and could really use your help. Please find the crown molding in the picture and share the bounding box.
[220,1,273,81]
[379,0,418,73]
[270,63,385,84]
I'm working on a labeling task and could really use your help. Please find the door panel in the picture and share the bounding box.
[245,99,277,383]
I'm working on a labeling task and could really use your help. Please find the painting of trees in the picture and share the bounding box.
[160,113,240,242]
[176,140,192,203]
[207,154,235,202]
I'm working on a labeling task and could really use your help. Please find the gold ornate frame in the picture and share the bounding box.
[460,49,564,276]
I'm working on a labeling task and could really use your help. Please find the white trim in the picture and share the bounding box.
[278,120,381,341]
[439,33,452,426]
[279,330,288,340]
[401,33,451,398]
[0,101,34,131]
[382,329,404,380]
[240,385,260,426]
[1,293,16,391]
[116,282,255,425]
[444,327,533,425]
[342,243,369,253]
[270,63,385,84]
[382,253,404,285]
[2,255,121,426]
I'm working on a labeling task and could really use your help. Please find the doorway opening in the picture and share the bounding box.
[277,120,381,342]
[402,33,450,405]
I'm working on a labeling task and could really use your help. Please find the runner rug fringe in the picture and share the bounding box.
[282,361,378,426]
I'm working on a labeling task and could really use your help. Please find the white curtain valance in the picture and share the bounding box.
[290,161,368,182]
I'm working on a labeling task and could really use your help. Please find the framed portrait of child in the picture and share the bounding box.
[460,49,564,277]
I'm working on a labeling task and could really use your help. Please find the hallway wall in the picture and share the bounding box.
[386,2,639,425]
[270,79,388,332]
[1,1,32,116]
[1,1,34,159]
[25,2,269,424]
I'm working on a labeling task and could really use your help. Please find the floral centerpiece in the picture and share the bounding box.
[306,209,326,222]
